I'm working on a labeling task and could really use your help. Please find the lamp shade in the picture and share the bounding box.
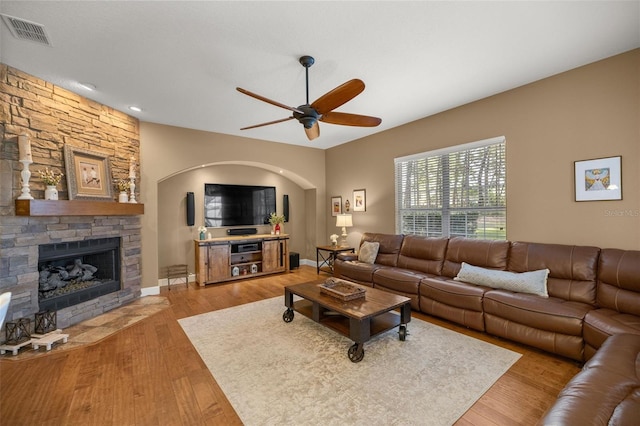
[336,214,353,227]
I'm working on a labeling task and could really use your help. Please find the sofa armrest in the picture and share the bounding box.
[336,252,358,262]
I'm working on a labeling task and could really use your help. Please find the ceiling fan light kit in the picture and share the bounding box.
[237,55,381,141]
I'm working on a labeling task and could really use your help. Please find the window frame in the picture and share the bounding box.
[394,136,506,240]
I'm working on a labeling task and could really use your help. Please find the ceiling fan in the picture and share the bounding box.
[236,55,381,141]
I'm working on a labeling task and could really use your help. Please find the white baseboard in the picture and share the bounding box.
[141,286,160,296]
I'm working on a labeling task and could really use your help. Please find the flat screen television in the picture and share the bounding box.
[204,183,276,227]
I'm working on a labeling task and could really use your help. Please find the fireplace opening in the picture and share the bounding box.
[38,238,121,311]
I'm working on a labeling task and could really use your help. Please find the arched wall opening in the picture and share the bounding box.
[158,163,311,274]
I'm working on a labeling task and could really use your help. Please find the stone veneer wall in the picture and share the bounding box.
[0,64,143,334]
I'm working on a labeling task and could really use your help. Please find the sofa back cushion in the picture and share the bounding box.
[441,237,510,278]
[396,235,448,275]
[359,233,404,267]
[597,249,640,316]
[508,241,599,305]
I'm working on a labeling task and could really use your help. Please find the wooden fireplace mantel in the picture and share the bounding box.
[15,199,144,216]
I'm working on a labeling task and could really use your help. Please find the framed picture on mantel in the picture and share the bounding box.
[64,145,113,200]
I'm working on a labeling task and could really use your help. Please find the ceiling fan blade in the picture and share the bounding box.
[305,122,320,140]
[236,87,304,115]
[321,111,382,127]
[240,116,294,130]
[311,79,365,114]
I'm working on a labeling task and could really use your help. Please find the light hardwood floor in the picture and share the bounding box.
[0,266,580,425]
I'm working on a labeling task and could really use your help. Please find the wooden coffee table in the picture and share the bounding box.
[283,280,411,362]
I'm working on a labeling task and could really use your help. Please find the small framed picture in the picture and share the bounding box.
[353,189,366,212]
[331,196,342,217]
[574,156,622,202]
[64,145,114,200]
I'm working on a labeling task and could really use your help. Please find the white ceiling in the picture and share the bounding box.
[1,1,638,150]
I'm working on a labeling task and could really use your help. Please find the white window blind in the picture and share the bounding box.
[395,136,506,239]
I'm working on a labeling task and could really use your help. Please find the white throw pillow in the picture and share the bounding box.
[358,241,380,264]
[454,262,550,298]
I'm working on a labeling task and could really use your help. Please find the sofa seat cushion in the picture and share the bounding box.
[420,277,489,312]
[419,277,489,331]
[333,260,380,286]
[373,268,426,294]
[584,308,640,351]
[373,268,427,311]
[483,290,591,336]
[539,333,640,426]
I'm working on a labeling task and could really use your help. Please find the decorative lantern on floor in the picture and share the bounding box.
[5,317,31,345]
[34,310,57,334]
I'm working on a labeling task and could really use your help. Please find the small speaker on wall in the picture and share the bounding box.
[283,194,289,222]
[186,192,195,226]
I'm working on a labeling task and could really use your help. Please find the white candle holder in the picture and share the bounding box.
[17,160,34,200]
[129,176,137,203]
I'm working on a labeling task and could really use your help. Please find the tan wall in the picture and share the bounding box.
[158,164,306,273]
[139,123,326,288]
[326,49,640,250]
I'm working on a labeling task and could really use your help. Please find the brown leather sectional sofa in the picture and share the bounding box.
[334,233,640,424]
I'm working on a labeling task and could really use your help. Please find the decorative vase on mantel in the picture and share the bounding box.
[118,191,129,203]
[44,185,58,200]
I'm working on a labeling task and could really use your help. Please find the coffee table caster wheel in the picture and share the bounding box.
[283,308,294,323]
[348,343,364,363]
[399,324,407,341]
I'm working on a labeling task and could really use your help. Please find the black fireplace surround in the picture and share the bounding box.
[38,238,121,311]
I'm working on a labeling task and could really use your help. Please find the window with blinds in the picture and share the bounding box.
[395,136,506,239]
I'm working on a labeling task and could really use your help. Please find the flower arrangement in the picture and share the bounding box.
[114,179,130,192]
[197,225,208,234]
[268,212,285,225]
[38,167,63,186]
[330,234,339,244]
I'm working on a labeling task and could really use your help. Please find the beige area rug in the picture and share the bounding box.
[179,297,521,425]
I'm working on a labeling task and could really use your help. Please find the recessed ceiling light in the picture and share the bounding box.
[128,106,142,112]
[78,82,96,91]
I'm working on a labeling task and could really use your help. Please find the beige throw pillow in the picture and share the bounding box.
[358,241,380,264]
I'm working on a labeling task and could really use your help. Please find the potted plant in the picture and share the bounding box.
[38,167,64,200]
[269,212,286,235]
[114,179,130,202]
[197,225,208,240]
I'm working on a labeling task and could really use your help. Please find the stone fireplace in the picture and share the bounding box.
[0,64,143,336]
[0,214,142,332]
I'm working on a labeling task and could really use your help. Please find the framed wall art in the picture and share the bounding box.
[353,189,366,212]
[64,145,113,200]
[574,155,622,202]
[331,196,342,217]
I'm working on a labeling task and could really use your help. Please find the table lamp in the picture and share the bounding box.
[336,214,353,247]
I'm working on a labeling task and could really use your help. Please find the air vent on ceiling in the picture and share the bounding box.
[1,14,52,46]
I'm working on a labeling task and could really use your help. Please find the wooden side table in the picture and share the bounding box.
[316,245,355,274]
